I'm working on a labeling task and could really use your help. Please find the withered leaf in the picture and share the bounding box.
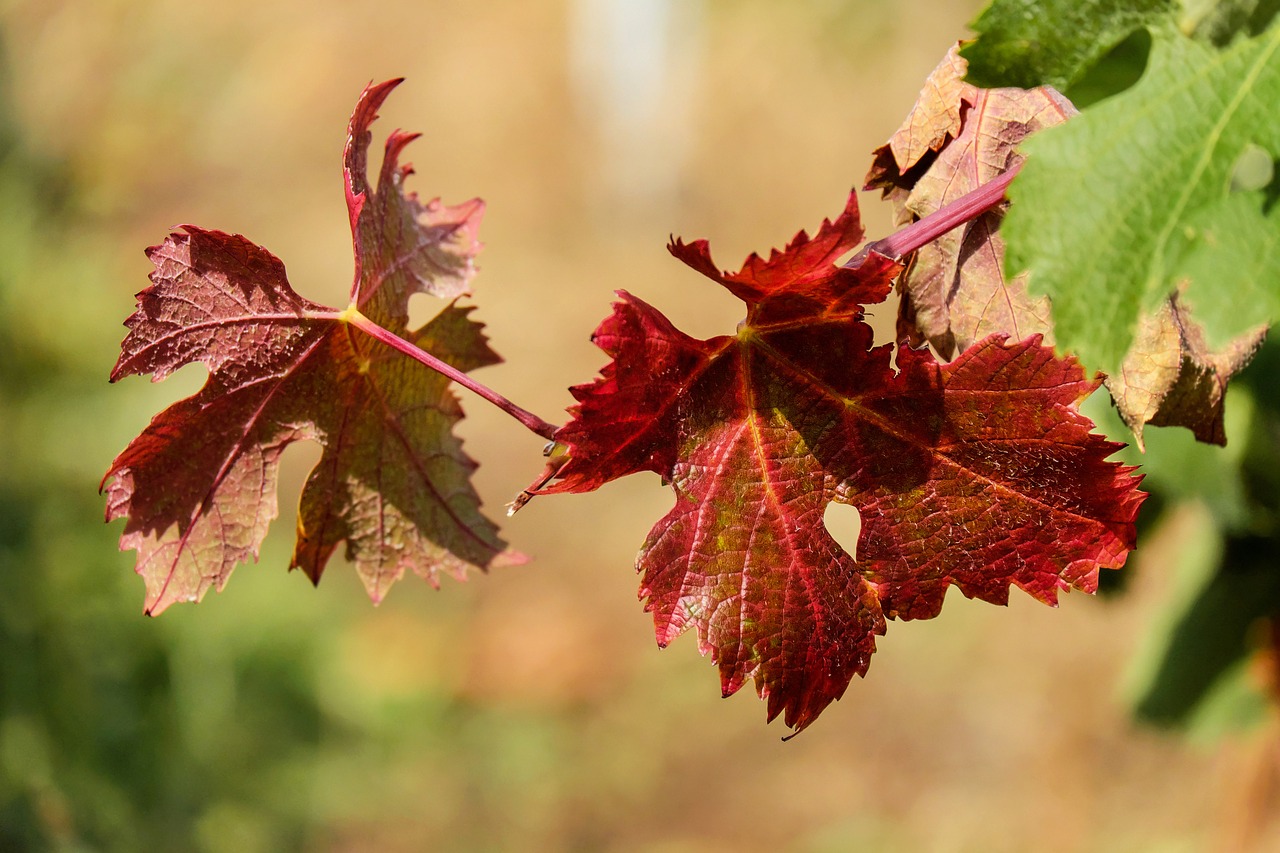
[866,44,1075,359]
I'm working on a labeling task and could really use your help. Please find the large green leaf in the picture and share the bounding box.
[1004,21,1280,378]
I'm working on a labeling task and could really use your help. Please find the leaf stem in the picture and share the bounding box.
[342,308,560,440]
[847,163,1022,265]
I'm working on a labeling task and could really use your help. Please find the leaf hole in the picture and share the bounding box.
[1230,143,1274,194]
[277,439,323,534]
[1229,142,1280,214]
[823,501,862,561]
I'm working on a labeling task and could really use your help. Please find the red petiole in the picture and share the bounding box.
[339,306,560,440]
[847,163,1021,266]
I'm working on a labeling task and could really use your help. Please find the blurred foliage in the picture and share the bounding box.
[0,46,330,849]
[1095,340,1280,738]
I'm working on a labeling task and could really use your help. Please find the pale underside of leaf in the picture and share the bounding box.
[867,44,1073,359]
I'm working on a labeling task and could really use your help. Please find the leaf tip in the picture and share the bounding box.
[490,549,530,569]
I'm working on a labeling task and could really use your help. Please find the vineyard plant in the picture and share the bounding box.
[102,0,1280,740]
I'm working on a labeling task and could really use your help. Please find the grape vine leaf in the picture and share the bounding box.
[961,0,1174,90]
[528,194,1144,733]
[866,44,1074,359]
[1105,290,1266,448]
[1002,22,1280,441]
[103,79,518,614]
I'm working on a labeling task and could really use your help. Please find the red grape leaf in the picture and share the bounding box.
[532,192,1143,732]
[866,44,1074,359]
[103,79,518,614]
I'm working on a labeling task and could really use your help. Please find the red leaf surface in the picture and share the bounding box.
[104,80,517,614]
[536,193,1143,732]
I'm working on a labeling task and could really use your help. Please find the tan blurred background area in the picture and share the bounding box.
[1,0,1277,850]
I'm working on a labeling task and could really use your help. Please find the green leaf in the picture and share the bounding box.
[963,0,1174,90]
[1004,22,1280,378]
[1175,189,1280,349]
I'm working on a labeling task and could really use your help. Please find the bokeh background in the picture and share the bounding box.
[2,0,1279,850]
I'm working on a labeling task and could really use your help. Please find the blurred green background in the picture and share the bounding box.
[2,0,1279,850]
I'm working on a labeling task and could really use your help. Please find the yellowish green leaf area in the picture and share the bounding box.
[1005,20,1280,377]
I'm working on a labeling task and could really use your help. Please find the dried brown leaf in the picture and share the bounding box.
[1106,290,1267,450]
[866,44,1075,359]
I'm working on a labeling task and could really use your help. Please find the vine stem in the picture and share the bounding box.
[338,306,560,440]
[846,163,1022,266]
